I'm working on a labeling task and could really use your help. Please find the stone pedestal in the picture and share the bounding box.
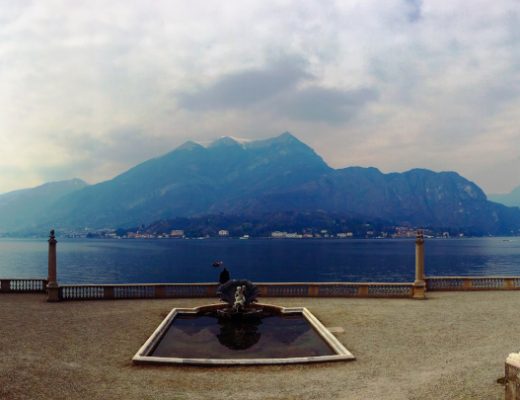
[1,279,10,292]
[47,230,60,302]
[47,286,60,302]
[506,353,520,399]
[413,231,426,299]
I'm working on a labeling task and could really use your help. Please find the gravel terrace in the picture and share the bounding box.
[0,291,517,400]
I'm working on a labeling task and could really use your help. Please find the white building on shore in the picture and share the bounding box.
[170,230,184,238]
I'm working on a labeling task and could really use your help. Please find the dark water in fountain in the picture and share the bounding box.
[151,312,334,359]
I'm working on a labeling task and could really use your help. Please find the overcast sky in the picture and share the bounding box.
[1,0,519,195]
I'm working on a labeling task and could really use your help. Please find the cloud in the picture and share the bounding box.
[0,0,519,194]
[277,87,378,123]
[38,128,171,185]
[404,0,423,22]
[177,56,378,124]
[178,56,312,110]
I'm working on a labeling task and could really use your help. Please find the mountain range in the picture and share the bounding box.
[489,187,520,208]
[0,179,88,233]
[1,132,519,235]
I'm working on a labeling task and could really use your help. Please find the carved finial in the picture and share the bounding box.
[48,229,57,244]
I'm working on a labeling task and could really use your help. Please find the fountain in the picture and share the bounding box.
[215,279,262,319]
[133,274,355,365]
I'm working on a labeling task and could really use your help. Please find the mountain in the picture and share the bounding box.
[274,167,515,233]
[489,186,520,208]
[44,133,330,229]
[2,133,520,235]
[0,179,88,233]
[208,165,519,235]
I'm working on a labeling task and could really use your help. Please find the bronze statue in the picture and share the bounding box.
[216,279,260,318]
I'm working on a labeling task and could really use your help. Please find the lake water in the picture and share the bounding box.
[0,237,519,284]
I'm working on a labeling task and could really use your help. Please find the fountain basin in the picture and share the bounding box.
[133,303,355,365]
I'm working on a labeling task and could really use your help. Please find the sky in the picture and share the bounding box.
[1,0,519,195]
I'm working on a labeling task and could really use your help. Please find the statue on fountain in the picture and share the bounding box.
[233,285,246,312]
[216,279,261,319]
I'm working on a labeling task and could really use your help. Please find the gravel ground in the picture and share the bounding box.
[0,291,516,400]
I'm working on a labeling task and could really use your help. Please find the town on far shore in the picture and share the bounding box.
[66,226,459,240]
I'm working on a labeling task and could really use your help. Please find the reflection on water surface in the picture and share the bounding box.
[151,312,335,359]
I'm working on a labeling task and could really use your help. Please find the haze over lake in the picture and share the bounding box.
[1,237,520,284]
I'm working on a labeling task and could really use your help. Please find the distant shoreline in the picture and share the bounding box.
[0,234,519,240]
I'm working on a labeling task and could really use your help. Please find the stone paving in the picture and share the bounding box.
[0,291,517,399]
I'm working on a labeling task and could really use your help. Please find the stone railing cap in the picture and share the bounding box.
[506,352,520,368]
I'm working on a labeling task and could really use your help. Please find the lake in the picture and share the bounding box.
[0,237,519,284]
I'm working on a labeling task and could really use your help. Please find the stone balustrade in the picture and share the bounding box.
[0,279,48,293]
[55,282,416,301]
[426,276,520,291]
[59,283,214,300]
[0,275,519,299]
[2,276,520,301]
